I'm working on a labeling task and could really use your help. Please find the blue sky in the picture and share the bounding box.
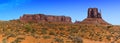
[0,0,120,25]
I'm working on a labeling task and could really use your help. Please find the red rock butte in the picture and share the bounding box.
[79,8,110,25]
[19,8,110,25]
[20,14,72,23]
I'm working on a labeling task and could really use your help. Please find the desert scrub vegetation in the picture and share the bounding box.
[42,35,51,39]
[67,35,83,43]
[24,24,33,33]
[11,37,25,43]
[41,27,48,34]
[54,37,64,43]
[1,20,120,43]
[2,37,7,43]
[49,30,56,36]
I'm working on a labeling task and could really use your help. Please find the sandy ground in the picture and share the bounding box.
[0,35,109,43]
[83,39,107,43]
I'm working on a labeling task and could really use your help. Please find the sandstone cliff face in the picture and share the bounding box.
[20,14,71,23]
[78,8,110,25]
[87,8,102,18]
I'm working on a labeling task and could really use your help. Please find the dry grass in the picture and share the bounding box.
[0,20,120,43]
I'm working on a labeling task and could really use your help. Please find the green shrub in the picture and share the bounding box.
[41,28,47,34]
[107,25,113,29]
[59,27,64,31]
[2,38,7,43]
[72,37,83,43]
[49,31,56,35]
[106,35,111,41]
[11,37,25,43]
[24,24,32,33]
[42,35,51,39]
[54,38,64,43]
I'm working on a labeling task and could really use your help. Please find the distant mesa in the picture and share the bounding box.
[19,8,110,25]
[74,21,81,24]
[20,14,72,23]
[77,8,110,25]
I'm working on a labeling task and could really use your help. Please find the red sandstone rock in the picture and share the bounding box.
[74,21,81,24]
[20,14,71,23]
[87,8,101,18]
[79,8,110,25]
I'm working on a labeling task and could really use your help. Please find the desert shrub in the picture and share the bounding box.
[30,28,36,37]
[42,35,51,39]
[59,27,65,31]
[68,28,78,33]
[31,28,36,33]
[54,38,64,43]
[59,32,65,36]
[106,35,111,41]
[49,31,56,35]
[72,37,83,43]
[4,33,17,40]
[33,34,41,39]
[116,35,120,40]
[41,28,47,34]
[68,36,83,43]
[24,24,32,33]
[80,28,88,33]
[2,38,7,43]
[11,37,25,43]
[3,32,15,37]
[66,41,72,43]
[107,25,113,29]
[111,41,115,43]
[51,42,54,43]
[99,37,102,41]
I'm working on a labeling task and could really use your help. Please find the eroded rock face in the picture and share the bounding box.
[20,14,71,23]
[79,8,110,25]
[87,8,101,18]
